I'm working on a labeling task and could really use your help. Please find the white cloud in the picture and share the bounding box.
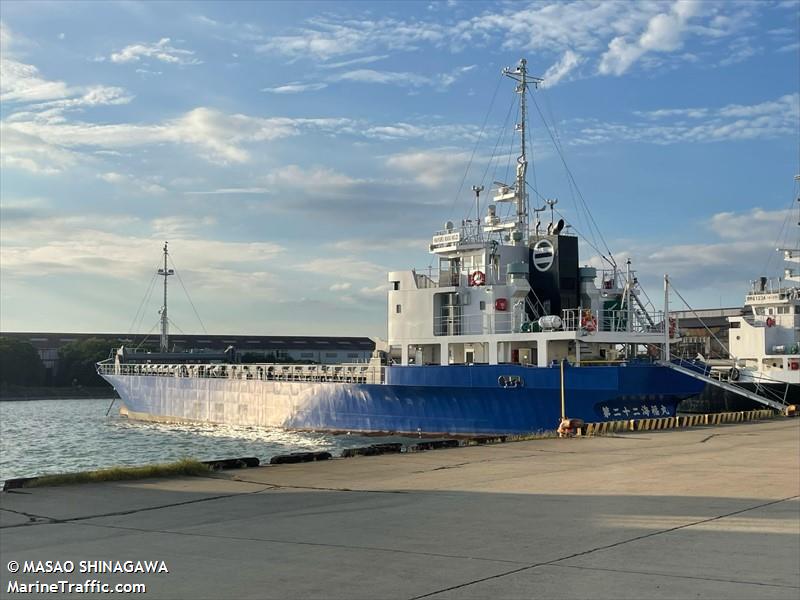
[319,55,389,69]
[717,95,798,119]
[385,149,470,187]
[1,20,15,53]
[2,86,484,175]
[542,50,584,87]
[708,208,793,240]
[97,172,166,195]
[135,68,163,77]
[151,216,217,238]
[262,82,328,94]
[257,18,446,60]
[635,107,709,119]
[718,37,760,67]
[359,284,391,297]
[584,207,794,300]
[164,108,298,162]
[327,238,425,253]
[254,2,761,83]
[0,58,72,102]
[4,108,354,165]
[1,24,134,119]
[297,257,385,281]
[29,86,134,112]
[599,1,701,76]
[332,68,431,87]
[184,187,270,195]
[0,125,78,174]
[329,282,352,291]
[109,38,201,65]
[573,93,799,145]
[1,214,284,289]
[263,164,361,191]
[439,64,476,86]
[329,65,474,89]
[362,121,480,141]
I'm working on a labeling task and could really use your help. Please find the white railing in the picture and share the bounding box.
[562,308,664,334]
[434,313,515,336]
[430,308,665,337]
[413,267,508,289]
[98,361,385,384]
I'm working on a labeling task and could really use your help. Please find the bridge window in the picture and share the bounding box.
[396,304,402,314]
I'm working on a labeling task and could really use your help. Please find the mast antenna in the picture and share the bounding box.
[503,58,543,244]
[472,185,484,240]
[157,242,175,352]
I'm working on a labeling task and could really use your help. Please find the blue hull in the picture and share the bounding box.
[105,362,705,435]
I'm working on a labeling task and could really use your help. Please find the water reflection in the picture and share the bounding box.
[0,399,418,482]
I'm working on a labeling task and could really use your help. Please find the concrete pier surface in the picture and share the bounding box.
[2,419,798,599]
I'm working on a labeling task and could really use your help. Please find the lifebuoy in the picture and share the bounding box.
[470,270,486,286]
[766,317,775,327]
[581,311,597,333]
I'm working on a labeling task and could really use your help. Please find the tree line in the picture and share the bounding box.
[0,337,113,388]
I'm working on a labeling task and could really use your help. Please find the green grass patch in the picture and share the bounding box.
[23,458,211,488]
[507,431,560,442]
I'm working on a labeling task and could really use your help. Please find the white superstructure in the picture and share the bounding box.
[385,59,669,369]
[728,256,800,387]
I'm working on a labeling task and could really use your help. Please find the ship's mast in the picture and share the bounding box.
[503,59,542,244]
[781,174,800,284]
[157,242,174,352]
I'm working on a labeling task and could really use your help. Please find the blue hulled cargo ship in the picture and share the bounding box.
[98,59,706,435]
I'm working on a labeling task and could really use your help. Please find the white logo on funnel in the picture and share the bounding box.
[533,239,555,272]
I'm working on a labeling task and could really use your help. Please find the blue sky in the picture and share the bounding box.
[1,0,798,338]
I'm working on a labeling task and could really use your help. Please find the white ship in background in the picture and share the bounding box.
[728,271,799,392]
[690,176,800,407]
[724,178,800,402]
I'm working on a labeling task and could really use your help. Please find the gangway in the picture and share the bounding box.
[656,360,788,412]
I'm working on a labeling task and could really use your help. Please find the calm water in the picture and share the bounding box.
[0,398,419,483]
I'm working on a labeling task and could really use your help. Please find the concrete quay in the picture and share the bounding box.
[1,419,799,599]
